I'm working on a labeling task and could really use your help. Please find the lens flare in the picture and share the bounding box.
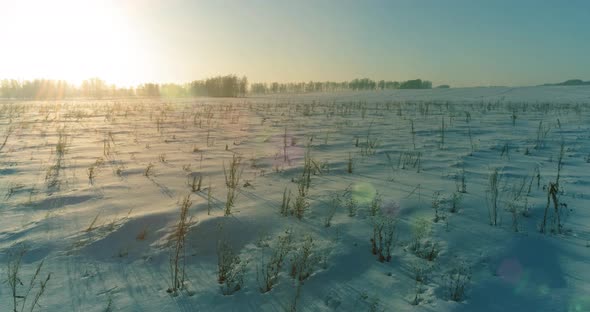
[569,296,590,312]
[497,258,523,284]
[381,201,400,218]
[351,182,376,206]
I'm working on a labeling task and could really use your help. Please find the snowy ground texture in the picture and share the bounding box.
[1,86,590,312]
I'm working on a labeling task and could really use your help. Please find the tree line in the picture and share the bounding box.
[0,75,248,99]
[250,78,433,94]
[1,76,437,99]
[542,79,590,87]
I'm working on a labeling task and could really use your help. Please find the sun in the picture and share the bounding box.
[0,0,151,87]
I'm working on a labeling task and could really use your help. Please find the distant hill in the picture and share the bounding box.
[543,79,590,86]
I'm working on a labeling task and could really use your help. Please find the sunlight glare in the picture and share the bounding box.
[1,0,151,86]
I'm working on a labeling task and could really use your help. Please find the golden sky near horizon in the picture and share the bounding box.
[0,0,158,86]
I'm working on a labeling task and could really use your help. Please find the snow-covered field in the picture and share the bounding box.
[1,86,590,312]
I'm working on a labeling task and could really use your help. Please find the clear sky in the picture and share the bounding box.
[1,0,589,87]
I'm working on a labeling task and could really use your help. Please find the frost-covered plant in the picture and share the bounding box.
[369,192,382,217]
[541,142,566,234]
[410,218,431,253]
[443,260,471,302]
[534,120,551,150]
[257,230,293,293]
[360,123,379,156]
[410,260,432,283]
[167,194,192,295]
[486,168,500,226]
[439,116,445,149]
[456,168,467,193]
[84,211,101,233]
[323,194,340,227]
[223,154,243,216]
[449,192,462,213]
[399,151,421,172]
[217,239,246,295]
[346,196,357,217]
[289,236,319,282]
[280,187,292,216]
[87,165,96,184]
[370,214,396,262]
[419,241,440,262]
[55,128,68,156]
[292,179,308,220]
[432,191,443,222]
[0,125,14,153]
[187,172,202,192]
[410,259,431,306]
[287,281,303,312]
[409,119,416,149]
[144,162,154,177]
[363,295,383,312]
[207,183,213,215]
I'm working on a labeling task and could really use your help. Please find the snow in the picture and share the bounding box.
[1,85,590,311]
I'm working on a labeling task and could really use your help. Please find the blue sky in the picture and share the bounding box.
[1,0,588,86]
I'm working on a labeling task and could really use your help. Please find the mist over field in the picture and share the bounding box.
[1,1,590,312]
